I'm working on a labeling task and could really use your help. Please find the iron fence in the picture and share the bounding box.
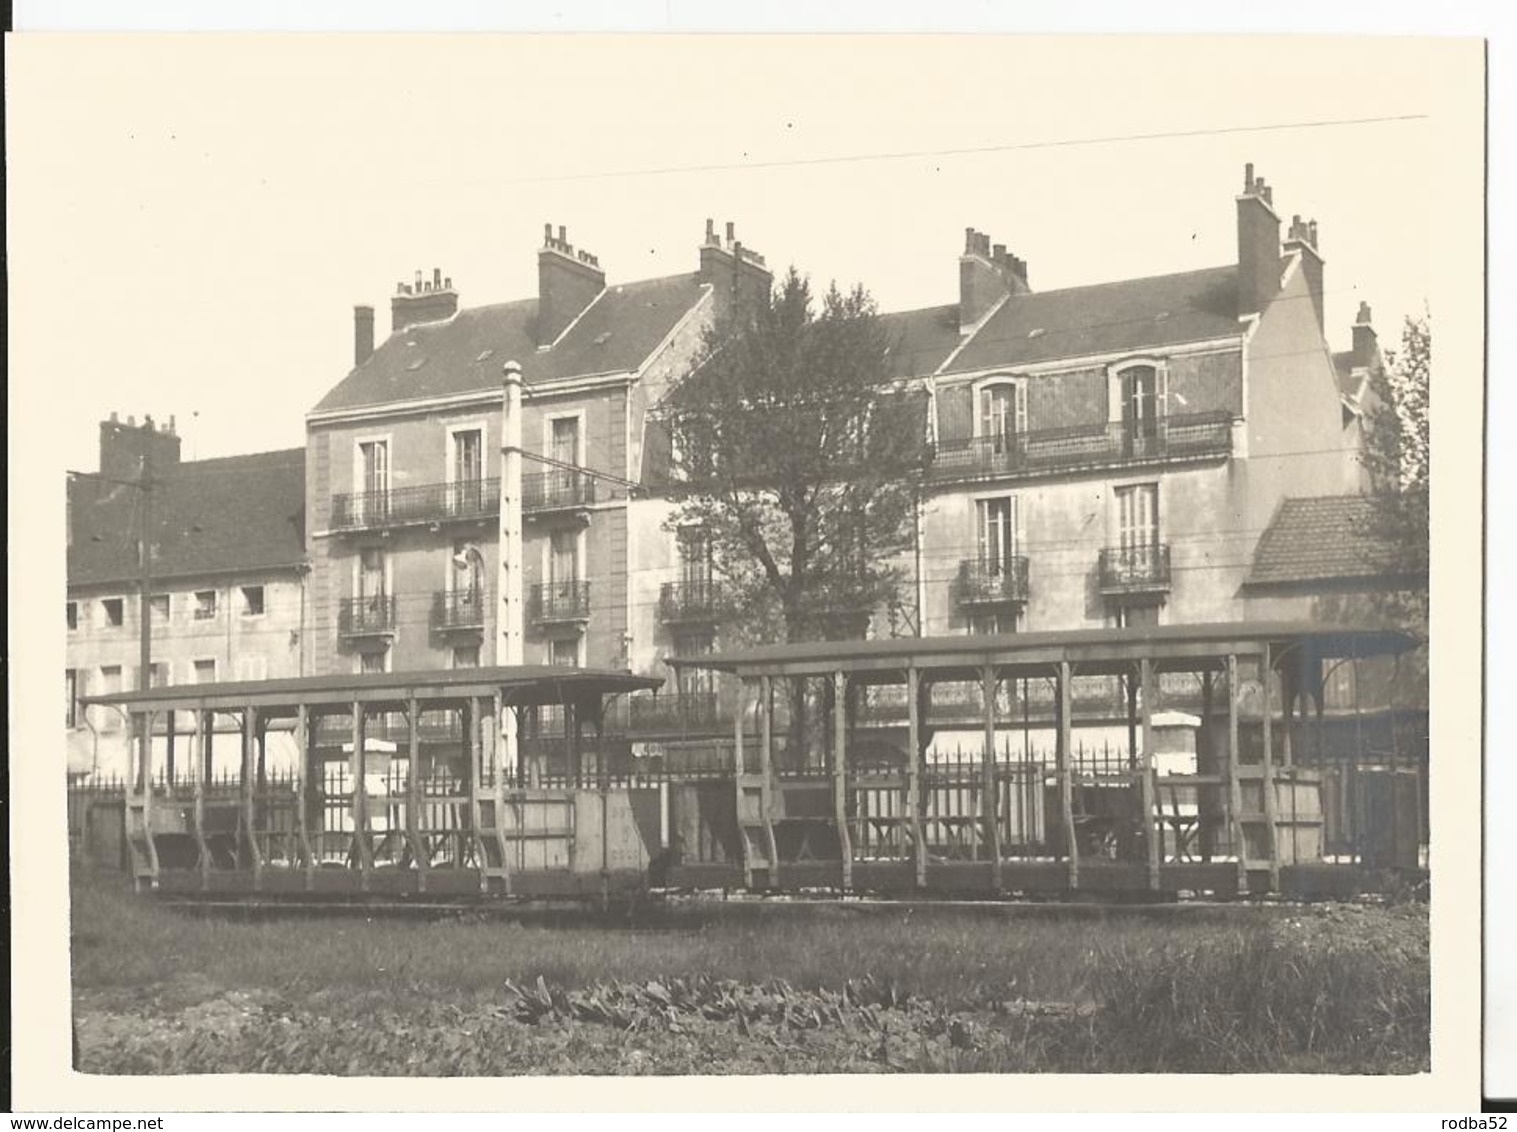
[523,470,596,512]
[529,581,591,624]
[338,595,398,637]
[929,411,1232,482]
[331,477,499,530]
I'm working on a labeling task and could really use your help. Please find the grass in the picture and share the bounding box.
[70,869,1429,1075]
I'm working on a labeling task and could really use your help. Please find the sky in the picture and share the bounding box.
[8,35,1440,474]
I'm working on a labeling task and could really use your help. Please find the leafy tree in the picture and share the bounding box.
[1359,311,1430,627]
[662,267,926,645]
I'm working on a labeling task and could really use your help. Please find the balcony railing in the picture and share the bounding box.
[659,580,730,624]
[1098,544,1172,595]
[432,588,488,632]
[530,580,591,625]
[338,594,398,638]
[928,411,1233,483]
[331,478,499,532]
[957,556,1030,606]
[628,692,728,734]
[523,470,597,514]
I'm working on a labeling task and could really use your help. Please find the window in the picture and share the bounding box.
[451,427,485,513]
[1109,362,1166,452]
[193,590,218,620]
[192,658,216,684]
[241,586,265,617]
[451,540,484,601]
[672,630,715,698]
[357,439,390,523]
[976,496,1018,574]
[235,655,267,682]
[1115,484,1160,551]
[148,662,170,688]
[677,527,713,592]
[970,611,1016,636]
[99,665,122,729]
[549,530,579,587]
[102,598,124,628]
[1324,660,1358,710]
[67,601,78,631]
[359,547,387,601]
[452,644,481,670]
[549,637,579,668]
[977,381,1026,452]
[359,650,388,675]
[550,416,580,466]
[149,594,170,622]
[66,669,80,728]
[1115,603,1160,629]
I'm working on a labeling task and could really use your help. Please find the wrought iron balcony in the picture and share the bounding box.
[338,594,398,638]
[659,580,730,625]
[1098,544,1172,596]
[530,580,591,626]
[432,588,488,632]
[523,470,597,514]
[331,478,498,532]
[928,411,1233,484]
[628,692,728,734]
[956,556,1030,606]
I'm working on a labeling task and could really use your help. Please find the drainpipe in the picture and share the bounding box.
[498,361,525,779]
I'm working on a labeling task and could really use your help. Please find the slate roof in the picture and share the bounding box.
[68,449,306,587]
[878,304,964,379]
[1332,349,1376,403]
[943,265,1244,374]
[312,273,708,414]
[1246,495,1408,587]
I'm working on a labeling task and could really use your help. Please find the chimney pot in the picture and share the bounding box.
[1244,162,1254,190]
[558,225,567,244]
[1308,220,1319,247]
[169,414,176,435]
[705,218,716,243]
[1357,301,1373,324]
[110,411,119,423]
[964,227,976,253]
[128,415,136,427]
[433,268,441,287]
[992,243,1006,261]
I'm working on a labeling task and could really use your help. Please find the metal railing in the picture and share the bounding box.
[529,580,591,624]
[929,411,1232,482]
[331,477,499,531]
[627,692,728,733]
[523,470,597,513]
[338,594,398,637]
[432,589,488,631]
[1097,544,1172,594]
[658,580,730,624]
[956,556,1030,606]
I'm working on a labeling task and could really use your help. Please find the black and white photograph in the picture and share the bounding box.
[6,22,1487,1113]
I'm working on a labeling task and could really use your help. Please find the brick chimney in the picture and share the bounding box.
[1283,212,1325,334]
[1351,301,1379,370]
[1236,163,1282,318]
[698,219,773,327]
[99,411,182,480]
[354,304,375,367]
[959,228,1030,330]
[537,224,606,347]
[390,268,458,334]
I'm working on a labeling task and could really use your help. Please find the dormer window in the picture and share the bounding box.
[975,378,1027,445]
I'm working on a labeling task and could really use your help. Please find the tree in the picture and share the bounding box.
[1359,311,1430,627]
[662,267,927,645]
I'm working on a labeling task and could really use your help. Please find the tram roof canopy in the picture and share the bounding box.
[671,622,1419,679]
[81,665,662,714]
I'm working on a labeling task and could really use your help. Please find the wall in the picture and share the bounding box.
[66,571,306,779]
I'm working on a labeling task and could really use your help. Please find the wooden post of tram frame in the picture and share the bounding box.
[1058,662,1078,890]
[906,666,925,890]
[1226,655,1247,893]
[1139,657,1160,890]
[833,671,853,892]
[981,664,1002,892]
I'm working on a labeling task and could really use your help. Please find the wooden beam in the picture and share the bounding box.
[907,666,925,889]
[834,671,853,891]
[981,663,1002,892]
[1058,661,1078,889]
[1226,655,1246,892]
[243,707,263,888]
[350,701,373,887]
[296,704,315,891]
[193,710,210,889]
[406,697,426,893]
[760,674,779,887]
[1140,657,1159,890]
[1261,647,1279,888]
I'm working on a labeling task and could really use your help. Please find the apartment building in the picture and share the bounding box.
[66,415,307,778]
[303,221,770,687]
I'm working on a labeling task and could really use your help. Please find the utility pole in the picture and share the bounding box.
[137,449,155,791]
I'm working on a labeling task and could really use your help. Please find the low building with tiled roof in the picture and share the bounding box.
[66,416,309,778]
[1245,495,1417,592]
